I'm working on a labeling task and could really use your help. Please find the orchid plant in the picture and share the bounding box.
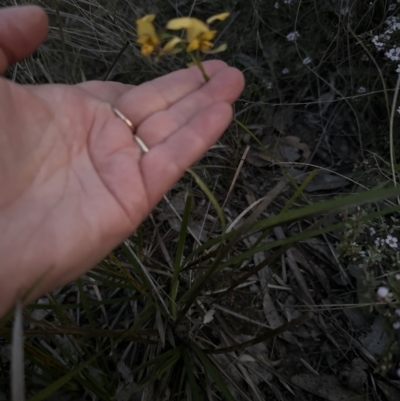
[135,12,230,81]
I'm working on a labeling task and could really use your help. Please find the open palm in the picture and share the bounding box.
[0,6,244,316]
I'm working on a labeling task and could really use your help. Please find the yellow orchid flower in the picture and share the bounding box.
[166,12,229,53]
[136,14,160,56]
[162,36,183,53]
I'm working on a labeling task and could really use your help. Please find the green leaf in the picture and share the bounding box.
[183,348,201,401]
[26,353,99,401]
[132,347,181,375]
[187,168,226,232]
[251,185,400,232]
[190,343,235,401]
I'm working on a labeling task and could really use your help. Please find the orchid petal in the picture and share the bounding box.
[206,12,230,24]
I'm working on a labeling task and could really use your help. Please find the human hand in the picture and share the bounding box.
[0,6,244,316]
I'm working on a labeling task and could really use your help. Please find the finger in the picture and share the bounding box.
[76,81,135,103]
[136,67,244,148]
[0,6,48,74]
[140,102,233,205]
[113,60,227,126]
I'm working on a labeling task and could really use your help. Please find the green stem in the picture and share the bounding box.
[189,52,210,82]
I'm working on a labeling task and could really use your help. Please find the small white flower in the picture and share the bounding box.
[375,237,382,247]
[283,0,292,4]
[396,273,400,280]
[341,6,350,15]
[385,47,400,61]
[397,106,400,115]
[393,321,400,330]
[302,56,312,65]
[361,54,369,61]
[358,86,366,94]
[359,250,366,257]
[274,2,279,9]
[369,227,376,235]
[286,31,300,41]
[282,67,290,74]
[372,35,385,51]
[377,286,389,298]
[395,309,400,317]
[385,235,398,248]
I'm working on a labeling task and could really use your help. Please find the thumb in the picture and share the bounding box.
[0,6,48,74]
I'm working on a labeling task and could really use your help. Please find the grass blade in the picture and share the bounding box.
[171,193,192,319]
[187,168,226,232]
[190,343,235,401]
[11,302,25,401]
[183,348,201,401]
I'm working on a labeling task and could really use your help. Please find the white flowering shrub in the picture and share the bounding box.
[372,15,400,72]
[337,206,400,375]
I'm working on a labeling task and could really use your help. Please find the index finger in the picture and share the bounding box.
[113,60,228,127]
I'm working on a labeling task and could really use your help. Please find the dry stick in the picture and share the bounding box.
[273,226,315,305]
[227,196,271,233]
[222,145,250,210]
[103,41,130,81]
[208,145,250,237]
[204,312,313,354]
[389,73,400,204]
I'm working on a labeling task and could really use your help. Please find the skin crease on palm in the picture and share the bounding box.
[0,5,244,317]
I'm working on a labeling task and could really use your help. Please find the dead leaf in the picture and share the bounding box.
[262,289,301,345]
[376,380,400,401]
[284,136,311,159]
[287,168,348,192]
[340,358,368,394]
[117,361,133,384]
[203,309,216,324]
[246,135,311,167]
[291,374,364,401]
[272,108,294,134]
[360,316,394,356]
[238,354,274,385]
[290,248,331,293]
[303,238,333,262]
[167,217,208,242]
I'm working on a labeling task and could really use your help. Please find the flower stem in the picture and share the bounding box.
[190,52,210,82]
